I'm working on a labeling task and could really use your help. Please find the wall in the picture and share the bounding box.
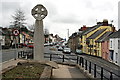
[102,41,109,60]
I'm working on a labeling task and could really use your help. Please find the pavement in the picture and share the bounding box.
[1,59,89,79]
[52,64,87,78]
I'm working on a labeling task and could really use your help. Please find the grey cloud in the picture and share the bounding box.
[43,1,58,18]
[51,14,81,24]
[1,2,20,12]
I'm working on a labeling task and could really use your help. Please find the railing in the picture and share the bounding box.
[18,50,120,80]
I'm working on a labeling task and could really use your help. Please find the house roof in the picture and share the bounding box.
[87,29,106,39]
[83,25,100,35]
[95,32,113,42]
[109,29,120,38]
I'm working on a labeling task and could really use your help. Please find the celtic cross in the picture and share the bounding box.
[31,4,48,61]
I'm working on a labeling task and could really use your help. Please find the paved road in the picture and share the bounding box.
[1,47,50,62]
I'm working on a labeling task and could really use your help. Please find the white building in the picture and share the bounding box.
[109,29,120,66]
[0,27,5,46]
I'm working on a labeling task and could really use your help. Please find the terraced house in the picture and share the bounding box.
[109,29,120,66]
[81,19,116,57]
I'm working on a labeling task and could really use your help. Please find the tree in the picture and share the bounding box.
[11,8,26,28]
[10,9,26,44]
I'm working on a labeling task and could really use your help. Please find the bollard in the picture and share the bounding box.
[63,55,64,62]
[85,59,87,70]
[20,51,22,58]
[77,56,79,64]
[94,64,96,78]
[101,67,103,80]
[82,58,84,67]
[50,54,52,61]
[18,52,19,58]
[89,62,91,73]
[110,72,113,80]
[79,57,82,66]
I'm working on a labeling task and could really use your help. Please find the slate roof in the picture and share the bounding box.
[69,27,93,39]
[95,32,113,42]
[83,25,100,35]
[109,29,120,38]
[87,29,106,39]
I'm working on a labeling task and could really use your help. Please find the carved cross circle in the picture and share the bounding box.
[31,4,48,20]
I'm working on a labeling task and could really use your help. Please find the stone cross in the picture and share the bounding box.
[31,4,48,61]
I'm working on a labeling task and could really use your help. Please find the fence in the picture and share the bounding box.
[18,50,120,80]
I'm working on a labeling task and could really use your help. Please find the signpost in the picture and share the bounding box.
[31,4,48,61]
[13,29,19,60]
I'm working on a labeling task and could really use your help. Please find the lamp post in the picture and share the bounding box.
[67,29,69,40]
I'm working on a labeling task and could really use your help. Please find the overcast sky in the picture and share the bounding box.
[0,0,119,39]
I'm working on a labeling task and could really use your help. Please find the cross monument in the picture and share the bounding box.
[31,4,48,61]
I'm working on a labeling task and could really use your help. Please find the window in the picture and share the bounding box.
[110,40,112,48]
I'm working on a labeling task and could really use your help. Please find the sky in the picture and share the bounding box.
[0,0,119,39]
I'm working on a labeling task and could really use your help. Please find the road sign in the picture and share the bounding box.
[13,29,19,36]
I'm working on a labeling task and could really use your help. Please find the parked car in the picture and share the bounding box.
[63,48,71,54]
[44,43,49,47]
[75,49,83,54]
[49,46,56,51]
[49,43,54,46]
[58,46,63,51]
[27,43,34,48]
[56,44,59,48]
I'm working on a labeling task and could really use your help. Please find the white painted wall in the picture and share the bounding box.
[109,38,120,66]
[0,30,5,46]
[118,38,120,66]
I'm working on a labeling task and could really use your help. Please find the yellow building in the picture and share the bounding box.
[80,19,115,57]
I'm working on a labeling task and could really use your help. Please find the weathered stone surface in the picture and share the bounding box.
[45,61,59,69]
[40,66,52,80]
[31,4,48,21]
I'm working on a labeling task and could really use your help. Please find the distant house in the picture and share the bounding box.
[2,28,12,46]
[0,27,5,46]
[20,31,33,44]
[68,25,90,52]
[109,29,120,66]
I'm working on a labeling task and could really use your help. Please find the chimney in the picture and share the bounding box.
[81,25,87,31]
[112,25,116,32]
[102,19,108,26]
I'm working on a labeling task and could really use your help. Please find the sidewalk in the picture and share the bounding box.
[1,59,88,79]
[52,64,87,79]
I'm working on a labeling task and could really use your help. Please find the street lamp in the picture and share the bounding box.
[67,29,69,40]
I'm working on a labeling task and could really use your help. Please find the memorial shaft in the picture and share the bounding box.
[34,20,44,61]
